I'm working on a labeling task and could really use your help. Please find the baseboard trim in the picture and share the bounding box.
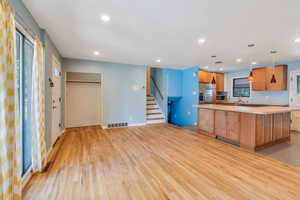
[128,123,147,127]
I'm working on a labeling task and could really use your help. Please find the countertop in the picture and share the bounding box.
[193,104,300,115]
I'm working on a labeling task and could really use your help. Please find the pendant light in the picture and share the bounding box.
[248,69,254,82]
[210,55,217,84]
[247,44,255,82]
[270,50,277,84]
[211,76,216,84]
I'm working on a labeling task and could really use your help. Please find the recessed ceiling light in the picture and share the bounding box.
[236,58,242,63]
[94,51,100,55]
[198,38,206,44]
[156,59,161,63]
[101,15,111,22]
[219,68,224,71]
[203,66,209,69]
[295,38,300,43]
[251,61,257,65]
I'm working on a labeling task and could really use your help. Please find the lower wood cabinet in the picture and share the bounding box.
[215,111,240,142]
[198,109,215,137]
[197,108,291,151]
[226,112,240,142]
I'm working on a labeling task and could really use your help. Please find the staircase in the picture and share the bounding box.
[146,95,165,124]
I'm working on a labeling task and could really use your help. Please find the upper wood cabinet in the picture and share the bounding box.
[198,70,210,83]
[252,65,288,91]
[265,65,287,91]
[199,70,224,92]
[216,73,225,92]
[252,68,267,91]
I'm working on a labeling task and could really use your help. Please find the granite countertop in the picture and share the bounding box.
[193,104,300,115]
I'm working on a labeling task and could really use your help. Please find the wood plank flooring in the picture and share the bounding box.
[23,124,300,200]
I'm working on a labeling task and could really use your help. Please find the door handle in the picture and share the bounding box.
[53,106,57,109]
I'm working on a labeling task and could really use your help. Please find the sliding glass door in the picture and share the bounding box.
[16,30,34,175]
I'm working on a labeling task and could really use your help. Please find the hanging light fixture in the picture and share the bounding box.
[270,50,277,84]
[211,76,216,84]
[247,44,255,82]
[248,70,254,82]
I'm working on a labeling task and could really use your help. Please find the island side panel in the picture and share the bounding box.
[272,112,291,141]
[255,114,273,147]
[198,108,215,137]
[215,110,227,138]
[226,112,240,142]
[240,113,256,151]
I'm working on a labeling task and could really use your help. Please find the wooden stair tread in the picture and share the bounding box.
[147,108,159,110]
[147,118,165,121]
[147,113,163,115]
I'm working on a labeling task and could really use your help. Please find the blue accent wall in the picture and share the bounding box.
[170,67,198,126]
[151,67,198,127]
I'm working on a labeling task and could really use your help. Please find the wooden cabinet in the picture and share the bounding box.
[216,73,224,92]
[198,109,215,137]
[252,65,287,91]
[252,68,266,91]
[265,65,287,91]
[215,111,227,138]
[199,71,224,92]
[226,112,240,142]
[199,70,210,83]
[215,111,240,142]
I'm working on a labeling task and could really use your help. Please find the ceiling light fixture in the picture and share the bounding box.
[236,58,242,63]
[203,66,209,69]
[251,61,257,65]
[198,38,206,44]
[156,59,161,63]
[94,51,100,55]
[101,15,111,22]
[295,38,300,43]
[219,68,224,71]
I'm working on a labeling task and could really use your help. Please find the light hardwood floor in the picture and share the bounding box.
[23,124,300,200]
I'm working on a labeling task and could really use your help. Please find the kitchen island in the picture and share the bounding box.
[194,104,300,151]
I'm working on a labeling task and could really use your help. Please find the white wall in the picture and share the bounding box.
[62,58,147,127]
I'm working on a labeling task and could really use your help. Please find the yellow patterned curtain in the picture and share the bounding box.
[0,0,22,200]
[31,38,47,172]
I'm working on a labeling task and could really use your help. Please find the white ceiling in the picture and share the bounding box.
[23,0,300,71]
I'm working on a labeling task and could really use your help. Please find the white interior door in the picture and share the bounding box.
[66,82,101,128]
[51,56,62,145]
[290,70,300,132]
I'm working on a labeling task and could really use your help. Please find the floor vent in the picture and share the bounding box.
[107,122,128,128]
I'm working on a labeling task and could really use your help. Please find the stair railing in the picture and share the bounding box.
[150,76,164,100]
